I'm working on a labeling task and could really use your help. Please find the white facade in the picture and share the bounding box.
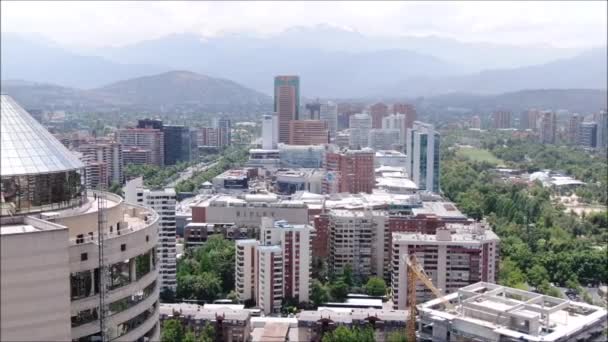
[375,150,407,168]
[257,245,284,315]
[405,121,441,193]
[368,129,401,150]
[320,101,338,141]
[235,239,259,302]
[382,114,406,144]
[262,113,278,150]
[349,113,372,149]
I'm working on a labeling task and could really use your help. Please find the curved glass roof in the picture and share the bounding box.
[1,95,84,176]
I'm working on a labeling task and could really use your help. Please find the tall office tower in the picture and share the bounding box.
[0,95,160,341]
[568,114,584,144]
[319,101,338,140]
[492,111,512,129]
[288,120,329,145]
[163,125,191,165]
[138,118,164,130]
[406,121,441,193]
[260,218,312,304]
[538,111,557,144]
[393,103,417,129]
[78,139,124,185]
[274,76,300,143]
[391,223,499,310]
[470,115,482,129]
[382,113,407,145]
[125,178,177,292]
[213,117,232,147]
[324,149,375,194]
[305,102,321,120]
[578,122,598,148]
[117,128,165,166]
[348,113,372,149]
[368,129,401,150]
[262,113,278,149]
[370,102,389,129]
[595,110,607,148]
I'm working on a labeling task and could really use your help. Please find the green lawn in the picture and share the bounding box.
[456,147,503,165]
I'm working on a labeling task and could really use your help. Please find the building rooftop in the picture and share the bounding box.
[0,216,66,236]
[411,201,466,219]
[298,308,408,324]
[375,150,406,157]
[419,282,607,342]
[1,95,84,176]
[392,223,499,244]
[160,303,251,322]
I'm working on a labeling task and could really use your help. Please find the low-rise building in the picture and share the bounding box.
[275,169,325,195]
[375,150,407,168]
[213,169,251,191]
[184,222,246,249]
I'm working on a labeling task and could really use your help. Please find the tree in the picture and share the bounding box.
[321,326,375,342]
[386,331,409,342]
[108,182,123,197]
[365,277,386,296]
[199,322,215,342]
[342,264,354,287]
[330,280,349,302]
[498,259,526,288]
[161,319,183,342]
[227,290,239,302]
[527,264,550,289]
[183,329,196,342]
[311,280,330,307]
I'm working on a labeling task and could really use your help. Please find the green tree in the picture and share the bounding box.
[527,264,550,289]
[199,322,215,342]
[365,277,387,296]
[321,325,375,342]
[498,259,526,288]
[108,182,123,197]
[161,319,184,342]
[183,329,196,342]
[342,264,353,287]
[386,331,409,342]
[311,279,330,306]
[330,280,349,302]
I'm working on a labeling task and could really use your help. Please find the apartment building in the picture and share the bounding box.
[288,120,329,145]
[368,129,401,150]
[319,101,338,141]
[324,148,375,194]
[538,110,556,144]
[391,222,499,310]
[235,239,259,303]
[257,245,284,315]
[370,102,389,129]
[116,128,165,166]
[492,111,512,129]
[78,139,124,185]
[392,103,417,130]
[348,113,372,149]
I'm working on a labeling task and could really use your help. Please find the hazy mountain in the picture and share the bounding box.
[1,71,271,112]
[388,48,608,97]
[0,33,169,89]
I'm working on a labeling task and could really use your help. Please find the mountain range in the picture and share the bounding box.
[1,26,606,98]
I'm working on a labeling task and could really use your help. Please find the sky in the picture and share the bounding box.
[1,1,606,49]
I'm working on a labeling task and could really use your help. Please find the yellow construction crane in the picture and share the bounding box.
[406,255,456,342]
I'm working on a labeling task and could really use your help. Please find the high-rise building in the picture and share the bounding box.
[125,178,177,292]
[519,109,540,130]
[235,239,259,302]
[370,102,389,129]
[538,110,556,144]
[319,101,338,140]
[138,118,164,130]
[368,129,401,150]
[568,114,584,144]
[122,147,153,165]
[391,223,499,310]
[348,113,372,149]
[578,122,598,148]
[470,115,481,129]
[262,113,278,149]
[595,110,607,148]
[0,95,160,341]
[78,139,124,186]
[492,111,512,129]
[288,120,329,145]
[117,128,165,166]
[163,125,191,165]
[213,117,232,147]
[393,103,417,130]
[406,121,441,193]
[305,102,321,120]
[382,113,407,145]
[274,76,300,143]
[324,148,375,194]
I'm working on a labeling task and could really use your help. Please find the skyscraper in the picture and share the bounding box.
[370,102,389,129]
[578,122,598,148]
[568,114,583,144]
[262,113,278,149]
[163,125,191,165]
[595,110,607,148]
[348,113,372,149]
[538,111,556,144]
[274,76,300,143]
[406,121,441,193]
[213,117,232,147]
[492,111,512,129]
[320,101,338,140]
[393,103,417,129]
[117,128,165,166]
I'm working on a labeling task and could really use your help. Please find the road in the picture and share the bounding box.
[165,160,218,187]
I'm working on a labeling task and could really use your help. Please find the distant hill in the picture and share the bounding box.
[1,71,272,112]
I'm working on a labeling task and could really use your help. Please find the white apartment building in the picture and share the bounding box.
[320,101,338,141]
[406,121,441,193]
[349,113,372,149]
[368,129,401,150]
[235,239,259,302]
[262,113,278,150]
[78,139,124,186]
[257,245,284,315]
[116,128,165,166]
[391,223,499,310]
[375,150,407,168]
[382,113,407,144]
[125,178,177,292]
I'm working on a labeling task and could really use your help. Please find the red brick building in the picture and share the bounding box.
[393,103,417,130]
[370,102,389,129]
[324,149,375,194]
[288,120,329,145]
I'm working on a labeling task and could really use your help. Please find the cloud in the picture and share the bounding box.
[1,1,606,49]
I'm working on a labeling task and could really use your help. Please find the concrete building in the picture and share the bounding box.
[163,125,192,165]
[122,147,153,166]
[595,109,607,148]
[348,113,372,149]
[275,169,325,194]
[0,95,160,341]
[568,113,583,144]
[375,150,407,168]
[418,282,607,342]
[288,120,329,145]
[78,139,124,186]
[84,161,109,190]
[160,303,251,342]
[334,130,350,148]
[125,178,177,292]
[370,102,389,129]
[324,148,375,194]
[492,111,512,129]
[368,129,401,150]
[117,128,165,166]
[257,245,284,314]
[319,101,338,141]
[393,103,417,130]
[183,222,245,250]
[235,239,259,303]
[213,117,232,147]
[469,115,481,129]
[275,76,300,143]
[279,143,325,168]
[406,122,440,193]
[212,169,250,191]
[262,113,278,150]
[520,109,540,130]
[391,223,499,310]
[537,111,556,144]
[382,113,407,145]
[247,148,280,171]
[578,122,598,148]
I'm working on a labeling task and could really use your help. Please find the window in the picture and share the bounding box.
[146,235,149,242]
[121,244,126,251]
[70,270,93,300]
[109,260,131,290]
[81,253,88,261]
